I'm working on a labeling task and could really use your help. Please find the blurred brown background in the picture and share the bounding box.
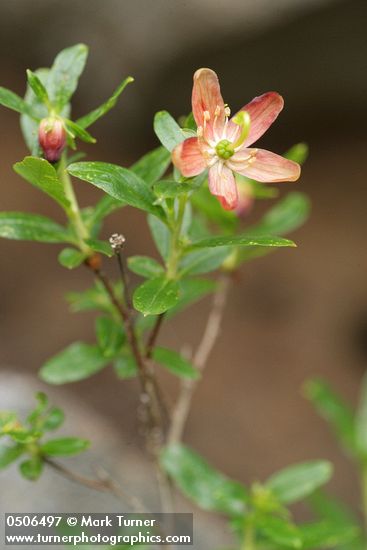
[1,0,367,525]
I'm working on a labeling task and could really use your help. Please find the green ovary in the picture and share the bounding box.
[215,139,234,160]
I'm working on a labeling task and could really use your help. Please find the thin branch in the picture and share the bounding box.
[44,458,144,512]
[144,313,172,419]
[145,314,165,359]
[114,246,133,310]
[167,274,230,445]
[85,260,165,445]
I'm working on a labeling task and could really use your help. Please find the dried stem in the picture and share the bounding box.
[167,274,230,445]
[86,261,165,450]
[44,457,144,512]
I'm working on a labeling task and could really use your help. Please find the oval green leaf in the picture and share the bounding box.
[47,44,88,110]
[189,234,296,250]
[39,342,110,384]
[128,256,164,278]
[0,212,72,243]
[14,157,69,209]
[265,460,333,504]
[153,347,199,379]
[58,248,86,269]
[19,457,44,481]
[161,444,248,516]
[133,276,180,315]
[131,146,171,186]
[41,437,90,456]
[68,162,165,220]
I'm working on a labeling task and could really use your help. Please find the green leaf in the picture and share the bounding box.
[191,185,238,232]
[284,143,309,165]
[161,444,248,516]
[131,146,171,186]
[26,70,50,106]
[76,76,134,129]
[20,68,50,155]
[0,411,18,432]
[0,86,37,118]
[6,430,41,444]
[154,111,186,152]
[137,278,216,332]
[154,180,193,201]
[189,234,296,250]
[304,378,357,455]
[257,515,302,549]
[298,521,360,549]
[182,112,196,131]
[153,347,199,379]
[39,342,110,384]
[0,443,24,469]
[128,256,164,278]
[95,316,124,359]
[133,276,180,315]
[85,195,124,234]
[179,247,230,276]
[248,192,311,237]
[247,179,279,199]
[19,457,43,481]
[307,490,363,549]
[113,353,138,379]
[27,392,49,425]
[355,373,367,457]
[41,437,90,456]
[84,238,113,257]
[14,156,69,209]
[265,460,333,504]
[68,162,165,220]
[0,212,72,243]
[66,281,118,315]
[147,214,170,260]
[172,278,216,315]
[43,408,65,431]
[64,119,96,144]
[58,248,86,269]
[47,44,88,110]
[309,490,361,527]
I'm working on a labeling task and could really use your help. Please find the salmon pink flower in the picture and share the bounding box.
[38,117,66,163]
[172,68,300,210]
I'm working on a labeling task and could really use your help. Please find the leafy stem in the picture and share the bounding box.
[242,519,256,550]
[361,463,367,535]
[57,153,91,255]
[166,195,187,280]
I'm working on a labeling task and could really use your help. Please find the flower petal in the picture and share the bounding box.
[192,68,225,134]
[230,92,284,147]
[172,137,207,177]
[228,148,301,182]
[208,163,238,210]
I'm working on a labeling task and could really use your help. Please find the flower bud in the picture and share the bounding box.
[38,117,66,163]
[235,182,254,218]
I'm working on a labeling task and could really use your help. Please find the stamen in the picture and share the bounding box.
[213,105,222,142]
[203,110,210,121]
[224,106,231,117]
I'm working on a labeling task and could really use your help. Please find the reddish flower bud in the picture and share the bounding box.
[235,182,254,218]
[38,117,66,163]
